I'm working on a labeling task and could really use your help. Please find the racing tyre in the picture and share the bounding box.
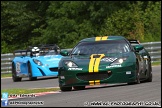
[60,86,72,91]
[146,72,152,82]
[73,86,85,90]
[135,62,140,84]
[28,62,37,81]
[145,65,152,82]
[127,62,140,85]
[12,63,22,82]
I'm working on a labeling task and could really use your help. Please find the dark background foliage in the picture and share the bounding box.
[1,1,161,53]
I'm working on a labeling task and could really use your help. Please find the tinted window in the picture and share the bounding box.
[71,39,131,55]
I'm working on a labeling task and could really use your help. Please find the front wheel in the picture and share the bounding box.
[60,86,72,91]
[28,62,37,81]
[73,86,85,90]
[12,63,22,82]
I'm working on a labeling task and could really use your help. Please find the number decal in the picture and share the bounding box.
[16,62,21,73]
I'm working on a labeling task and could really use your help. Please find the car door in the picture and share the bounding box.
[21,56,31,75]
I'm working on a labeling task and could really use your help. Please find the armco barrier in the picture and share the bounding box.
[1,42,161,74]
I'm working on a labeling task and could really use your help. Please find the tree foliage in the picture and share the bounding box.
[1,1,161,53]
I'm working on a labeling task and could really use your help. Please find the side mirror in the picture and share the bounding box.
[134,45,144,51]
[60,50,69,56]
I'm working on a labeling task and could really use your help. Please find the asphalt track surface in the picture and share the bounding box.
[1,66,161,107]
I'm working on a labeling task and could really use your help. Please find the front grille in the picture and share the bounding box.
[76,72,111,81]
[49,67,58,72]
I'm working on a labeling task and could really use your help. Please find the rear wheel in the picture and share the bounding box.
[12,63,22,82]
[145,63,152,82]
[28,62,37,81]
[60,86,72,91]
[73,86,85,90]
[146,72,152,82]
[135,62,140,84]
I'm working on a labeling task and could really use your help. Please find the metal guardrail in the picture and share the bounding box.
[1,42,161,74]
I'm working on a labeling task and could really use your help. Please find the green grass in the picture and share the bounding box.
[151,61,161,66]
[1,88,60,97]
[1,73,12,78]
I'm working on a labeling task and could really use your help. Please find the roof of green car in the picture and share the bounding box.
[80,36,127,42]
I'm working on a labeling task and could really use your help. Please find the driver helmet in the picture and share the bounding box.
[32,47,40,56]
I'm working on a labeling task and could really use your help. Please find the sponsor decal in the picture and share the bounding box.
[101,57,117,62]
[68,68,83,70]
[46,58,61,61]
[16,62,21,73]
[89,54,105,73]
[106,64,122,68]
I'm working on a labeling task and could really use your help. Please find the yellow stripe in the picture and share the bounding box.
[89,81,94,85]
[94,58,100,72]
[95,36,102,41]
[95,80,100,85]
[89,54,96,73]
[101,36,108,40]
[94,54,105,72]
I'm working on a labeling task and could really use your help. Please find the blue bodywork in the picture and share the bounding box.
[12,46,64,81]
[12,55,62,77]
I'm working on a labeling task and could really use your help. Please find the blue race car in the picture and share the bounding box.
[12,44,64,82]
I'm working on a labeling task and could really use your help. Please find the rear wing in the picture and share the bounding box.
[27,44,60,56]
[128,39,141,46]
[28,44,59,51]
[13,50,31,57]
[128,39,140,44]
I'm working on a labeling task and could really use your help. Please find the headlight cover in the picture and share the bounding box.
[110,57,128,65]
[33,59,43,66]
[64,61,78,67]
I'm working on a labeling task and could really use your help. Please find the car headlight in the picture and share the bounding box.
[110,57,128,65]
[33,59,43,66]
[64,61,78,67]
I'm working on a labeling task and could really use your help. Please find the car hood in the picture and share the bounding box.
[68,53,130,66]
[34,55,63,66]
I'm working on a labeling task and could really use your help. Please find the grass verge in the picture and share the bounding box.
[1,73,12,78]
[1,88,60,97]
[151,61,161,66]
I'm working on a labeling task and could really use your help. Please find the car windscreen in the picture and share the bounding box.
[71,39,131,55]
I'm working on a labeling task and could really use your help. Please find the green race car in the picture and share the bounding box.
[58,36,152,91]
